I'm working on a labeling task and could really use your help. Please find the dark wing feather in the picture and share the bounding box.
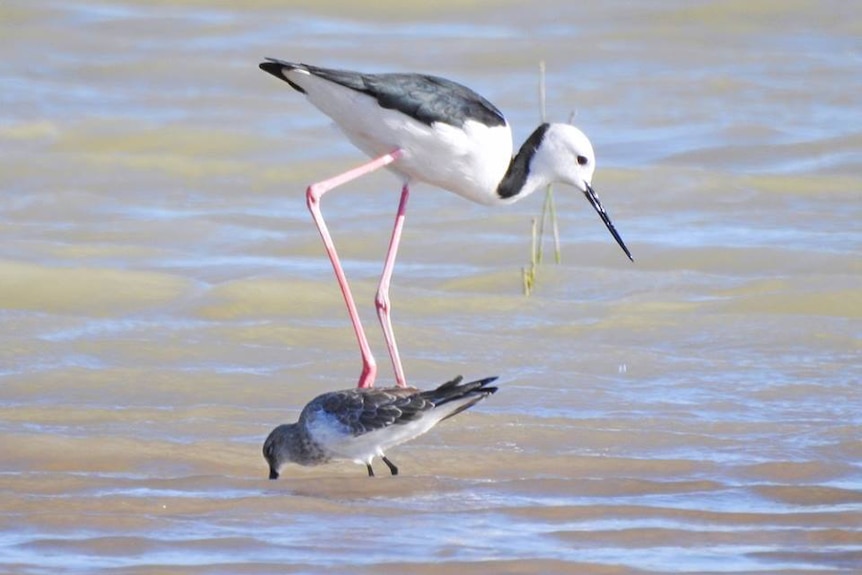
[361,73,507,129]
[265,60,506,129]
[302,376,498,436]
[421,375,498,407]
[309,388,434,436]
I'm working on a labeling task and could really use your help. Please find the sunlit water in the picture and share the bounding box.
[1,0,860,573]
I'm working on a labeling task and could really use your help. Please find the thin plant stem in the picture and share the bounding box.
[549,186,561,263]
[526,61,563,293]
[538,61,547,122]
[524,217,538,295]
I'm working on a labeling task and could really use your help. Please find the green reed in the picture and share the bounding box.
[523,61,562,296]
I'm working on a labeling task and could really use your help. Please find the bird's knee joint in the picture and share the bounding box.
[306,185,321,207]
[375,292,390,313]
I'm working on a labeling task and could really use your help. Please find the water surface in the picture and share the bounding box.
[1,0,860,573]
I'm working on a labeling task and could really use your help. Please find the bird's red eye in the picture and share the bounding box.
[577,155,588,166]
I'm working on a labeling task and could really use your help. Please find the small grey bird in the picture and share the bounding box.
[263,375,498,478]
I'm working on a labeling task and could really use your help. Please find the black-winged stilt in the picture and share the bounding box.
[263,375,498,478]
[259,59,632,389]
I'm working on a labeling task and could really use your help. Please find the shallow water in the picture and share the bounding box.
[1,0,860,573]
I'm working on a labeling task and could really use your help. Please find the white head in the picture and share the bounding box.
[531,123,633,261]
[532,123,596,193]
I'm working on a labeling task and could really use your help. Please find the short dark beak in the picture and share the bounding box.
[268,467,279,480]
[583,183,633,261]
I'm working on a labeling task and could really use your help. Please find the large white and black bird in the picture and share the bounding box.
[259,59,632,390]
[263,375,498,478]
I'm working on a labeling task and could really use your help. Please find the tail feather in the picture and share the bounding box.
[259,58,306,93]
[423,375,498,421]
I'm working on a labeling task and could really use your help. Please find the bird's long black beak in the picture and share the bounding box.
[268,467,279,480]
[583,183,633,261]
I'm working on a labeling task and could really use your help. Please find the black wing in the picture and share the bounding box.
[360,72,506,129]
[309,387,434,436]
[260,59,506,129]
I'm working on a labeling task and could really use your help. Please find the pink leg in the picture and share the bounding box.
[306,149,403,389]
[376,183,410,388]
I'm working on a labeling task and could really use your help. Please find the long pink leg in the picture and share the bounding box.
[375,183,410,388]
[306,149,404,389]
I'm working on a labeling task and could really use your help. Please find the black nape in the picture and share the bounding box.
[497,123,551,200]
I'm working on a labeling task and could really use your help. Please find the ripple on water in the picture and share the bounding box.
[2,0,860,573]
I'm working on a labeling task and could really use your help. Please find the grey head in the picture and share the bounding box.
[263,422,328,480]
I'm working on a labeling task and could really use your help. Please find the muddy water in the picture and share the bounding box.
[1,0,860,573]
